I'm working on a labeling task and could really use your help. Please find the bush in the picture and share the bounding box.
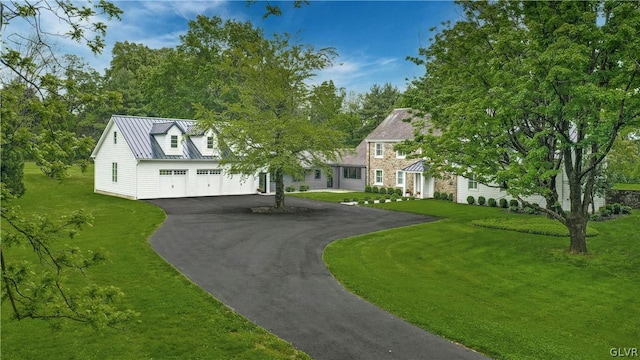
[387,187,395,195]
[477,196,486,206]
[365,185,372,193]
[509,205,519,212]
[286,185,296,192]
[488,198,497,207]
[372,186,379,193]
[467,196,475,205]
[299,184,309,191]
[379,187,387,195]
[621,205,632,214]
[395,188,403,196]
[358,200,365,205]
[385,195,391,200]
[364,196,370,202]
[448,193,454,201]
[613,203,622,215]
[352,198,359,202]
[343,198,351,203]
[509,199,519,208]
[499,198,508,208]
[434,191,441,199]
[523,206,538,215]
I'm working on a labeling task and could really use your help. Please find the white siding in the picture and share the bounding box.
[93,122,138,199]
[135,161,259,199]
[457,169,605,212]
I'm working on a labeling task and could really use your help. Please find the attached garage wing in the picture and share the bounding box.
[159,169,188,198]
[196,169,223,196]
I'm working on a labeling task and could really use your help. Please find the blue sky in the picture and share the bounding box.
[17,1,464,94]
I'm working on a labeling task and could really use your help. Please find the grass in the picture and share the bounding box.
[1,164,309,360]
[289,191,370,203]
[319,196,639,360]
[613,183,640,190]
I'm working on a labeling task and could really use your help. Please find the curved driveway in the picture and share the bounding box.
[147,195,489,360]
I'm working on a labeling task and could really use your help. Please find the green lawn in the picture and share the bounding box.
[321,197,639,360]
[289,191,370,203]
[613,183,640,190]
[1,164,309,360]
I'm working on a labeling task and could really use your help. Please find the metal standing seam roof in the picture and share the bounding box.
[402,160,430,173]
[110,115,216,160]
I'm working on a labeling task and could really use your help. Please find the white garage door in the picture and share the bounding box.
[159,169,187,198]
[196,169,223,196]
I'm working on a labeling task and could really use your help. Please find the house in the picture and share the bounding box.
[91,115,262,199]
[363,108,605,211]
[275,140,367,192]
[364,108,456,199]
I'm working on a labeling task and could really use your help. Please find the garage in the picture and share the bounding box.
[159,169,188,198]
[196,169,223,196]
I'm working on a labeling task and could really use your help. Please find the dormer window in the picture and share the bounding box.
[207,136,214,149]
[171,135,178,148]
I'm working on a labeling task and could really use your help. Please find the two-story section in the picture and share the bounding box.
[364,108,456,199]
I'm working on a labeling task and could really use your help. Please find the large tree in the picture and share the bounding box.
[403,1,640,254]
[196,19,344,209]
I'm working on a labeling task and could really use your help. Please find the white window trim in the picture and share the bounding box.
[396,171,404,186]
[374,143,383,158]
[112,162,118,182]
[374,169,384,185]
[170,135,178,148]
[395,150,406,159]
[468,175,478,191]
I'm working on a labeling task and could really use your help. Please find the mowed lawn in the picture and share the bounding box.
[319,196,639,360]
[1,164,309,360]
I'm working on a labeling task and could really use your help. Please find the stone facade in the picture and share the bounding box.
[367,142,416,192]
[434,173,457,199]
[606,190,640,209]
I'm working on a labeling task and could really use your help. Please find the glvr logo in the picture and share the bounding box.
[610,348,639,357]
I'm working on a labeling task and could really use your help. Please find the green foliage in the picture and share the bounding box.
[404,1,640,254]
[379,187,387,195]
[509,199,519,208]
[372,186,379,193]
[364,185,372,193]
[194,19,344,209]
[477,196,486,206]
[299,184,309,192]
[466,196,475,205]
[488,198,497,207]
[434,191,441,199]
[499,198,508,209]
[286,185,296,192]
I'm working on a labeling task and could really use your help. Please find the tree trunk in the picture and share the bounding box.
[274,169,285,209]
[566,213,588,254]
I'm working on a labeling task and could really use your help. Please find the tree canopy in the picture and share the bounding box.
[402,0,640,254]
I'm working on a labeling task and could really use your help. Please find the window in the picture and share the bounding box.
[375,169,383,185]
[174,170,187,175]
[170,135,178,148]
[113,131,117,144]
[314,169,321,180]
[396,150,406,159]
[207,136,214,149]
[197,169,222,175]
[468,174,478,190]
[342,167,362,180]
[396,171,404,186]
[160,170,172,176]
[375,143,383,158]
[112,162,118,182]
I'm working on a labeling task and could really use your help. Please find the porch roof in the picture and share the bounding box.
[402,160,430,173]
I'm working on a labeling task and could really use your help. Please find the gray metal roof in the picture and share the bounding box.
[109,115,215,160]
[365,108,433,142]
[402,160,430,173]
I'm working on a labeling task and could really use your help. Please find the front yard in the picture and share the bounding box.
[300,194,640,360]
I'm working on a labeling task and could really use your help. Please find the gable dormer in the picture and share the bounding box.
[150,122,184,156]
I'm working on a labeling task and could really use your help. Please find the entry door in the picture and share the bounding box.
[159,169,188,198]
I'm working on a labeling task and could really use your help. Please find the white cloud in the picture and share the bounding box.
[314,54,405,94]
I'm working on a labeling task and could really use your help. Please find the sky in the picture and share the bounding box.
[10,1,464,95]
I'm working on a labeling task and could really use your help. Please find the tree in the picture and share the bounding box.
[196,20,344,209]
[607,129,640,183]
[358,83,402,139]
[403,1,640,254]
[1,0,137,328]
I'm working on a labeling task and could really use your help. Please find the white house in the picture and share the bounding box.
[91,115,262,200]
[457,170,606,211]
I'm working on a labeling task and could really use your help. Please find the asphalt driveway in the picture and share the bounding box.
[147,195,489,360]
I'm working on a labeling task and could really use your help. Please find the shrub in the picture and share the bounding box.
[352,198,359,202]
[467,196,475,205]
[343,198,351,203]
[286,185,296,192]
[365,185,372,193]
[372,186,379,193]
[499,198,508,208]
[488,198,497,207]
[434,191,441,200]
[448,193,454,201]
[395,188,402,196]
[379,187,387,195]
[523,206,537,215]
[477,196,486,206]
[612,203,622,215]
[358,200,365,205]
[509,205,519,212]
[509,199,519,208]
[385,194,391,200]
[621,205,632,214]
[364,196,370,202]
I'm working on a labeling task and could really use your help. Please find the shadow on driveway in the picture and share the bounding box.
[147,195,489,360]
